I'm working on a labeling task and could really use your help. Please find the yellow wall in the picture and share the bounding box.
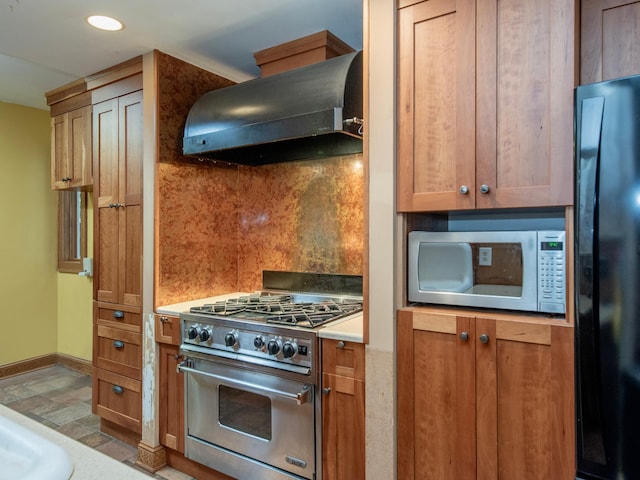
[0,101,94,365]
[0,101,58,364]
[57,194,93,361]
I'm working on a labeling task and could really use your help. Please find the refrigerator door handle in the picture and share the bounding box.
[576,94,608,473]
[577,95,604,265]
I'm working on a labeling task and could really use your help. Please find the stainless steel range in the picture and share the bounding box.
[178,272,363,480]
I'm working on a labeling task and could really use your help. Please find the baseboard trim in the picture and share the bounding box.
[0,353,92,379]
[56,353,93,376]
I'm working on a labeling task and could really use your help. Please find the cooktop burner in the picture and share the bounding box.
[189,293,363,328]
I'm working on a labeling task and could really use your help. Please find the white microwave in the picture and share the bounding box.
[408,230,566,314]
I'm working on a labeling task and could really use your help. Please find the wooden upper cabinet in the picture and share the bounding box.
[94,89,143,307]
[397,0,576,212]
[397,0,476,212]
[476,0,575,209]
[51,105,92,190]
[581,0,640,84]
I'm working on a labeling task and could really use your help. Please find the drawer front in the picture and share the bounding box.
[95,325,142,380]
[95,302,142,332]
[155,314,180,345]
[93,368,141,433]
[322,339,365,380]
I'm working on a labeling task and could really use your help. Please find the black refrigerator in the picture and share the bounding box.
[575,74,640,480]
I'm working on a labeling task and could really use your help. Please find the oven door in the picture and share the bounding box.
[181,356,316,480]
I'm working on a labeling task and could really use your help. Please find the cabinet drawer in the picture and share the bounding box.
[95,325,142,380]
[95,302,142,332]
[322,339,365,380]
[155,314,180,345]
[93,368,141,434]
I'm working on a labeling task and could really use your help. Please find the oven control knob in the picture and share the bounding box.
[282,341,297,359]
[199,328,211,342]
[225,332,238,348]
[187,327,199,340]
[254,336,265,350]
[267,339,281,356]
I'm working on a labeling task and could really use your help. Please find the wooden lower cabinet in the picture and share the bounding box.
[93,368,142,434]
[92,301,142,438]
[397,308,575,480]
[322,339,365,480]
[159,343,184,453]
[155,314,185,453]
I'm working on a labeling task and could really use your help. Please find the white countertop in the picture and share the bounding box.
[0,405,150,480]
[157,294,364,343]
[317,312,364,343]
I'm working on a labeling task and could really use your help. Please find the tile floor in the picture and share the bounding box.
[0,365,194,480]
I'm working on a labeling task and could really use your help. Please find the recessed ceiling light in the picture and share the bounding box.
[86,15,124,32]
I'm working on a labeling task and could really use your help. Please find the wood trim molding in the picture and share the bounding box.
[56,353,93,376]
[0,353,57,379]
[0,353,92,379]
[86,56,143,91]
[136,442,167,473]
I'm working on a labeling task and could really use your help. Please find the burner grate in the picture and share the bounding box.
[189,295,362,328]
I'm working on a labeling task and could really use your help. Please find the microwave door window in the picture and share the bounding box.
[469,243,524,297]
[418,242,473,293]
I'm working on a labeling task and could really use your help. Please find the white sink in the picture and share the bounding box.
[0,415,73,480]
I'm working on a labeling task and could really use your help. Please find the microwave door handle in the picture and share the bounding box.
[177,363,311,405]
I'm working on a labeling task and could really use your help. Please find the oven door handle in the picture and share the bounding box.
[177,362,311,406]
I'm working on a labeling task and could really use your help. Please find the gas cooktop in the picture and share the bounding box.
[188,292,363,329]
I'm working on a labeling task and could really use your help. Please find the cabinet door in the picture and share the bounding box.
[322,372,365,480]
[397,0,476,212]
[51,106,92,190]
[581,0,640,84]
[397,310,476,479]
[476,0,576,208]
[94,98,120,304]
[118,91,143,307]
[322,339,366,479]
[159,344,184,453]
[475,318,575,480]
[94,91,143,306]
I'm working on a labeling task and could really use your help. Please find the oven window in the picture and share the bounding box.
[218,385,272,440]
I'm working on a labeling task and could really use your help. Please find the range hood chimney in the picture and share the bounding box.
[182,49,363,166]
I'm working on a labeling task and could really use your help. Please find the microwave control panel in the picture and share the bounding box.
[537,231,566,314]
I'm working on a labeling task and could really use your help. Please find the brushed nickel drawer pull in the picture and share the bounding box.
[112,385,124,394]
[113,340,125,349]
[113,311,124,319]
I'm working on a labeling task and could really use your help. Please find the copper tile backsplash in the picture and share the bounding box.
[156,155,364,306]
[236,155,364,291]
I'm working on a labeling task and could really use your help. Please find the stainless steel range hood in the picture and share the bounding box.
[183,51,362,165]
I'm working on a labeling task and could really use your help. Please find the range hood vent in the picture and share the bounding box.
[183,51,362,166]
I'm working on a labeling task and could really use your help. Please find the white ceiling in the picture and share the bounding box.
[0,0,363,111]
